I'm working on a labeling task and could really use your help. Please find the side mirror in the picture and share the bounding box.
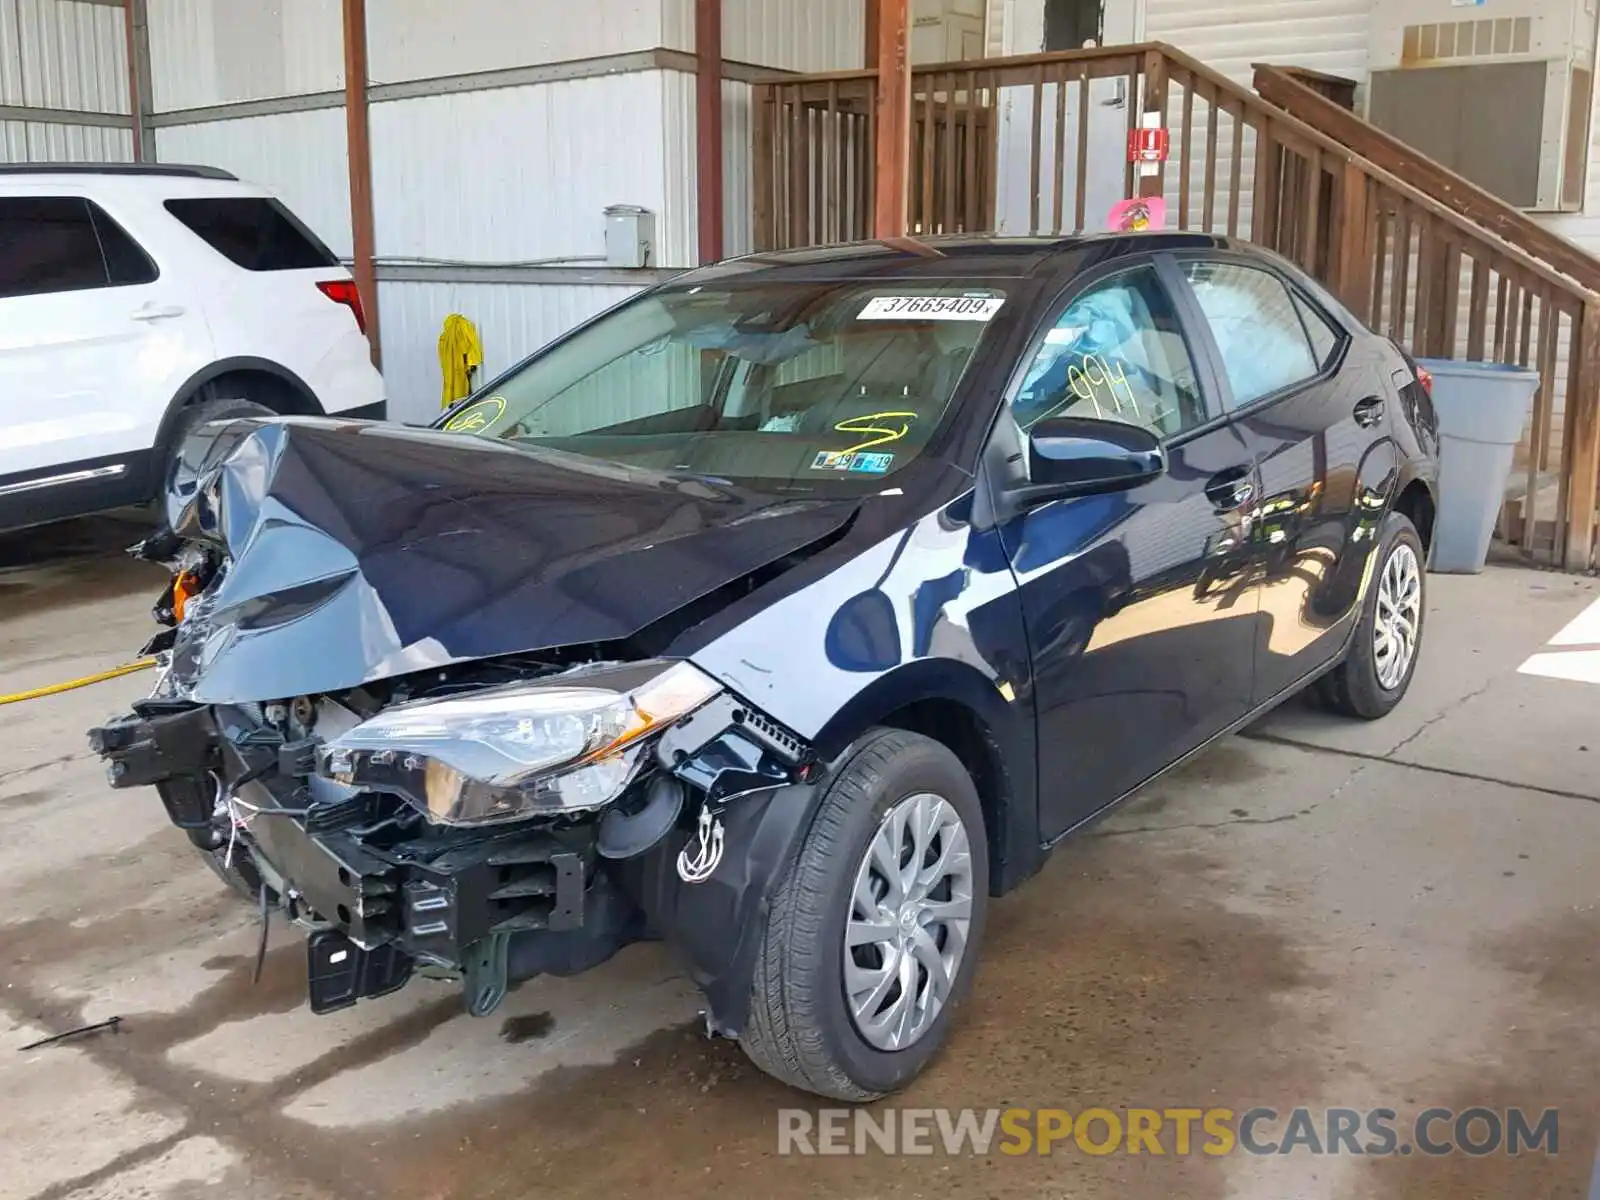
[1017,416,1166,505]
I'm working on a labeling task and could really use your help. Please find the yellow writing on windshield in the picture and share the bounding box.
[833,411,919,454]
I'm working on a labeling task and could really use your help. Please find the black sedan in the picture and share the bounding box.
[90,232,1439,1101]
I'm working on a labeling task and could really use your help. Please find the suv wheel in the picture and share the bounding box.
[1318,511,1426,719]
[740,728,989,1100]
[159,390,274,498]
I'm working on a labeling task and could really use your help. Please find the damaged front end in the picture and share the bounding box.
[91,644,823,1029]
[88,417,841,1033]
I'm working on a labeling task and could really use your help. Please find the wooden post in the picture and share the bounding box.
[1564,302,1600,569]
[1137,49,1168,200]
[342,0,380,366]
[1334,161,1372,319]
[864,0,879,69]
[695,0,725,264]
[873,0,911,239]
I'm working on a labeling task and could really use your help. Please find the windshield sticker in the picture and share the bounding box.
[857,295,1004,322]
[443,395,506,433]
[811,450,895,474]
[833,410,917,454]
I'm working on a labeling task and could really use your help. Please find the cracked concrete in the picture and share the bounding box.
[2,520,1597,1200]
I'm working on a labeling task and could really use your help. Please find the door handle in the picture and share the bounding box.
[1101,77,1127,108]
[1353,396,1385,428]
[1204,468,1255,512]
[132,303,186,322]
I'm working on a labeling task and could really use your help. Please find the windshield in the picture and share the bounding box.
[436,280,1008,492]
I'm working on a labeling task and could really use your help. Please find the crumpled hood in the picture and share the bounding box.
[164,417,856,703]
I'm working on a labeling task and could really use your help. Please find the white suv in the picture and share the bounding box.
[0,164,386,531]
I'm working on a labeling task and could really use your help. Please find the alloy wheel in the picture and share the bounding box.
[1374,542,1422,690]
[843,792,975,1052]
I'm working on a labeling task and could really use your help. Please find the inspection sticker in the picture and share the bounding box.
[857,295,1004,322]
[811,450,895,473]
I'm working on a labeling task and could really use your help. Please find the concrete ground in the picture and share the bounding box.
[1,516,1596,1200]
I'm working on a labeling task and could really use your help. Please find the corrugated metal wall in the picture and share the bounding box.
[368,71,680,268]
[380,281,643,420]
[147,0,342,110]
[0,0,132,163]
[370,0,668,82]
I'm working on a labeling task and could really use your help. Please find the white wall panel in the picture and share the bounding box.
[147,0,343,112]
[155,109,353,255]
[1145,0,1370,85]
[662,0,864,70]
[0,119,132,162]
[0,0,129,112]
[370,0,666,83]
[370,72,687,267]
[377,280,642,424]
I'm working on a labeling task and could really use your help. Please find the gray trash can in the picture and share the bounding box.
[1415,358,1540,574]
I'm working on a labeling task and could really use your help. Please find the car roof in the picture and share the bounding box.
[0,162,236,181]
[0,162,277,198]
[686,231,1242,284]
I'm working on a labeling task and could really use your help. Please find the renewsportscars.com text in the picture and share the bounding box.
[777,1106,1561,1158]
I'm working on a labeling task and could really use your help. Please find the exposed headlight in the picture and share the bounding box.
[317,660,722,825]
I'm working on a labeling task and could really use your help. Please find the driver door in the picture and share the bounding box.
[991,257,1261,840]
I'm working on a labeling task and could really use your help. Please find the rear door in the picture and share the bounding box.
[0,193,211,491]
[1172,255,1393,706]
[992,255,1261,840]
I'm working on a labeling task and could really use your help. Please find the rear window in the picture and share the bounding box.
[0,196,158,299]
[164,197,337,271]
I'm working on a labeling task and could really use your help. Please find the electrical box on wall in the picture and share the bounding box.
[1367,0,1598,211]
[604,205,655,268]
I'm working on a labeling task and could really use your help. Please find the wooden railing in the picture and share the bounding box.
[749,43,1600,571]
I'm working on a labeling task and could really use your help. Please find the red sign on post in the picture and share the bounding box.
[1128,126,1169,163]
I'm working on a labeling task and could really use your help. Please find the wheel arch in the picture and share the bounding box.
[146,358,324,497]
[809,660,1042,896]
[1392,474,1437,553]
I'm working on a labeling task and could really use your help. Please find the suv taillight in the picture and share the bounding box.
[1415,364,1434,398]
[316,279,367,334]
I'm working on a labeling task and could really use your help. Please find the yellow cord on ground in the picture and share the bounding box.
[0,659,155,706]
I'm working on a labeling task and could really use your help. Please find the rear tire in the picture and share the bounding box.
[156,391,274,502]
[739,728,989,1101]
[1317,511,1425,720]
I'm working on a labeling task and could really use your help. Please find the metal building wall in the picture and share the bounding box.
[0,0,133,163]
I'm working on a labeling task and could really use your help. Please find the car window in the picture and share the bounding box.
[1182,261,1319,408]
[1292,290,1342,369]
[1012,265,1205,440]
[164,197,338,271]
[437,281,1006,494]
[0,196,155,299]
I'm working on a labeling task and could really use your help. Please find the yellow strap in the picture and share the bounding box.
[439,313,485,409]
[0,659,155,706]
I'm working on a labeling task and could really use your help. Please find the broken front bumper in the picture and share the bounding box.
[87,691,825,1033]
[88,700,602,1015]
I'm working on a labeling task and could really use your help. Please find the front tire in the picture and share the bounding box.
[739,728,989,1101]
[1317,511,1426,719]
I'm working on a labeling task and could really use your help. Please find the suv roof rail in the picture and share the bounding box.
[0,163,239,181]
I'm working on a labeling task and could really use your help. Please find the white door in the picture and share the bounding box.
[994,0,1140,235]
[0,194,212,483]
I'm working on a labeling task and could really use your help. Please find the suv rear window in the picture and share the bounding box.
[164,197,337,271]
[0,196,158,299]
